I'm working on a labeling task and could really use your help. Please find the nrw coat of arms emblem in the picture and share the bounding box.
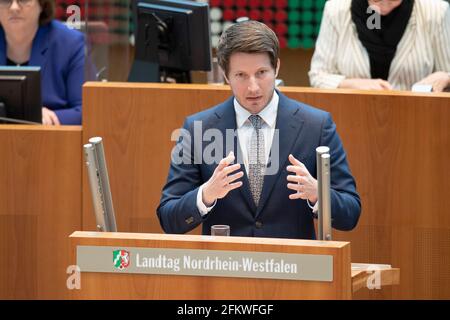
[113,250,130,270]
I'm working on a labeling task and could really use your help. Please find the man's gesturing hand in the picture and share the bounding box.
[286,154,318,203]
[202,152,244,206]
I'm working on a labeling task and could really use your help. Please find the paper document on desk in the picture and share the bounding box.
[411,84,433,92]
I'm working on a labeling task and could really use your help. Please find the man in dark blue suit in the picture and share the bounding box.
[157,20,360,239]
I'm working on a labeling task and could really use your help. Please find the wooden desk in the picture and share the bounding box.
[351,265,400,293]
[0,125,82,299]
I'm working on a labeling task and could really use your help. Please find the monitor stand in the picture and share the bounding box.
[128,60,191,83]
[128,60,160,83]
[0,102,41,125]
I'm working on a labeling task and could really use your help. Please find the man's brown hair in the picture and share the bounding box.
[217,20,280,77]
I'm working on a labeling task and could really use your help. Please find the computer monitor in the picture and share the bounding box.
[129,0,212,83]
[0,66,42,124]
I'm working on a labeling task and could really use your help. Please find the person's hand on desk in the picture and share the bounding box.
[415,72,450,92]
[202,152,244,207]
[338,78,393,91]
[286,154,318,204]
[42,107,60,125]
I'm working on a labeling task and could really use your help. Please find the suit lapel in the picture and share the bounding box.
[208,97,257,213]
[388,3,417,82]
[256,93,305,217]
[29,24,50,71]
[348,14,371,78]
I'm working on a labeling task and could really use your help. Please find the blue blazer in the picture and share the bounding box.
[0,20,84,124]
[157,92,361,239]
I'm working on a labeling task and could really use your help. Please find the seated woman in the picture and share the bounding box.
[0,0,85,124]
[309,0,450,92]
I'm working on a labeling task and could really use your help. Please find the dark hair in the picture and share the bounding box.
[217,20,280,77]
[38,0,55,25]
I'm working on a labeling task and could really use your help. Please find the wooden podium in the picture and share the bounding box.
[70,231,399,300]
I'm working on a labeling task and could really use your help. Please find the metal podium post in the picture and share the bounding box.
[83,137,117,232]
[316,146,332,240]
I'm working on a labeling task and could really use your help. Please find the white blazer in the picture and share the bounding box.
[309,0,450,90]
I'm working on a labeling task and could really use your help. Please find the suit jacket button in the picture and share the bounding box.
[255,221,263,229]
[185,217,194,224]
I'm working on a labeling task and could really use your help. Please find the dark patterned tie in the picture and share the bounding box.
[248,115,265,206]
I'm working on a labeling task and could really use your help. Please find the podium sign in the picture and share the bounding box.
[77,245,333,281]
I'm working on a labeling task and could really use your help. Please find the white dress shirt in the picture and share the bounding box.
[234,91,279,175]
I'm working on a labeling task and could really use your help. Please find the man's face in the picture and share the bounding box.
[225,52,279,114]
